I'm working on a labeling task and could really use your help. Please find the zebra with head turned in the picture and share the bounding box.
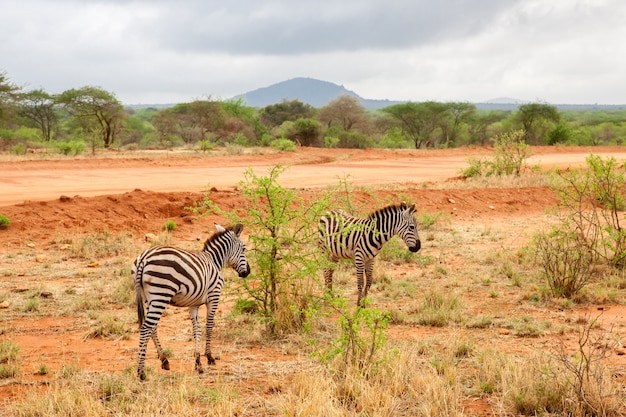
[132,223,250,380]
[319,202,421,307]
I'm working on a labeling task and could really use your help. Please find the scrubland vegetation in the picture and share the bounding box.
[2,70,626,156]
[2,146,626,415]
[2,70,626,415]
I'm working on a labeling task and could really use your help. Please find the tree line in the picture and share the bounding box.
[2,70,626,154]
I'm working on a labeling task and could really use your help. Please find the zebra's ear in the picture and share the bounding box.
[214,223,226,233]
[232,223,244,237]
[408,203,416,214]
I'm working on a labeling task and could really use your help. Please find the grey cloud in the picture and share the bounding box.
[139,0,513,55]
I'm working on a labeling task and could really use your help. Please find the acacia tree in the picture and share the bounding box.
[58,86,126,148]
[260,99,314,128]
[154,99,226,145]
[515,102,560,144]
[383,101,447,148]
[19,89,58,142]
[317,95,366,132]
[441,102,476,147]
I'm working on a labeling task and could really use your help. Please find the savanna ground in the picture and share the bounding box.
[1,145,626,416]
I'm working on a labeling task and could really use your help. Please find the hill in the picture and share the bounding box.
[233,77,402,110]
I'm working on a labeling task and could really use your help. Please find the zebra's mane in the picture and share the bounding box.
[367,202,407,220]
[202,224,239,251]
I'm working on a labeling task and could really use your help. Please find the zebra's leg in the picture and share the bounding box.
[137,322,154,381]
[150,328,169,370]
[324,257,338,293]
[355,256,366,307]
[362,259,376,306]
[204,297,220,365]
[189,306,204,374]
[137,300,167,380]
[324,267,335,292]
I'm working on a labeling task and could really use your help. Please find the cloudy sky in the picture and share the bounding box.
[2,0,625,105]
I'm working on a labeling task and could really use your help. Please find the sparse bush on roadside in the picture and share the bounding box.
[269,138,296,151]
[552,154,626,268]
[462,130,532,177]
[196,139,214,152]
[0,213,10,228]
[532,224,594,298]
[11,143,27,155]
[56,140,86,156]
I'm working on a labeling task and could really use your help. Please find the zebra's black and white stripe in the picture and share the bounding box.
[133,223,250,380]
[319,202,420,307]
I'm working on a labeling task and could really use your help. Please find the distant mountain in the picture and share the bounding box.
[233,77,403,110]
[128,80,626,111]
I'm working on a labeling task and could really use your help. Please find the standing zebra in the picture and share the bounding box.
[319,202,420,307]
[133,223,250,380]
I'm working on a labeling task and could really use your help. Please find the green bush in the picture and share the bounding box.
[532,225,593,298]
[552,154,626,267]
[162,220,177,232]
[197,140,214,152]
[270,138,296,151]
[193,165,333,336]
[0,213,10,228]
[11,143,27,155]
[56,140,86,156]
[462,130,531,177]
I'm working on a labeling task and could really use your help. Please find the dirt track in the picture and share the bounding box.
[1,146,622,207]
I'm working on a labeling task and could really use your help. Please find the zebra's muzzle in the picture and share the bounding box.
[409,240,421,253]
[239,265,251,278]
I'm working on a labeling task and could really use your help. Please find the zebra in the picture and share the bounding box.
[319,202,421,307]
[132,223,250,380]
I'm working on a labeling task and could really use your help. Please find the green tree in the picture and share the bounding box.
[292,118,321,146]
[195,165,332,336]
[467,110,509,145]
[383,101,448,149]
[0,70,21,128]
[317,95,367,132]
[515,102,560,144]
[58,86,126,148]
[18,89,58,142]
[260,99,314,128]
[154,99,226,145]
[441,102,476,147]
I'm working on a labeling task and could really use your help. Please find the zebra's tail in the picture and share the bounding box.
[133,257,146,328]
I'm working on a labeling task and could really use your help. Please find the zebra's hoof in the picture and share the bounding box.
[138,370,147,381]
[206,353,218,365]
[161,358,170,370]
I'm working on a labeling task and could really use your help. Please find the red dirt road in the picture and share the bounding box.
[1,146,623,207]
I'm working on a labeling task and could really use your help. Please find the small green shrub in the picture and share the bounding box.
[0,341,20,379]
[197,139,214,152]
[0,213,10,228]
[162,220,177,232]
[11,143,27,155]
[532,225,593,298]
[270,138,296,151]
[56,140,86,156]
